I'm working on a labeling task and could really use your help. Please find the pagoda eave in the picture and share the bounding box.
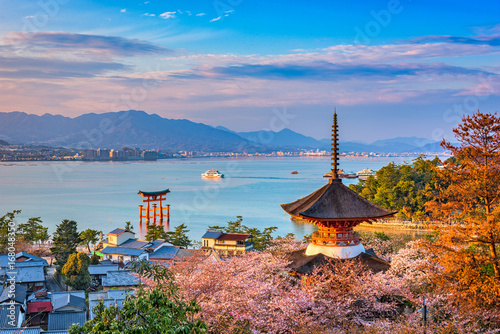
[138,189,170,196]
[297,213,396,224]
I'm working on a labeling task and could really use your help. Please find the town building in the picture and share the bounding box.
[201,231,254,256]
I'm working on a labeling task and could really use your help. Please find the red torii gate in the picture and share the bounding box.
[138,189,170,227]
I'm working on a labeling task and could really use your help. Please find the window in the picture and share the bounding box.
[237,240,244,245]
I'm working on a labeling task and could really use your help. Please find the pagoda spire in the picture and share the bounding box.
[331,109,340,182]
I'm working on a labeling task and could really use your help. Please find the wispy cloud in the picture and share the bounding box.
[210,16,221,22]
[142,13,155,17]
[224,10,234,17]
[160,11,176,19]
[120,9,126,13]
[3,32,172,57]
[196,13,206,17]
[24,15,34,19]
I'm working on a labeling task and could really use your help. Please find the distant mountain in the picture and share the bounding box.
[0,110,447,153]
[236,128,322,149]
[0,110,255,152]
[0,139,9,146]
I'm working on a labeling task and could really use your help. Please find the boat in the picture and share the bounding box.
[356,168,376,180]
[323,169,358,179]
[201,169,224,178]
[291,171,298,174]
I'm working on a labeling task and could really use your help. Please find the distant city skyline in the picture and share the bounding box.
[1,0,499,141]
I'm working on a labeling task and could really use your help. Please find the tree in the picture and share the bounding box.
[18,217,49,244]
[79,229,100,253]
[426,111,500,318]
[124,221,134,231]
[69,261,207,334]
[62,252,91,290]
[145,223,168,242]
[51,219,80,271]
[208,216,277,251]
[166,223,192,248]
[350,155,440,220]
[0,210,21,252]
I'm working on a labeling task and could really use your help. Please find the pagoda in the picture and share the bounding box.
[281,112,396,259]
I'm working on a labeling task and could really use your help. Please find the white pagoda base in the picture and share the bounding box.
[305,243,365,259]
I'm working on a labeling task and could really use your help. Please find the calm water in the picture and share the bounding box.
[0,157,411,240]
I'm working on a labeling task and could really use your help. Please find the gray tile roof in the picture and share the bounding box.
[1,265,45,283]
[88,264,119,276]
[0,328,42,334]
[107,228,130,236]
[101,270,139,287]
[0,284,27,304]
[202,231,223,239]
[0,254,48,268]
[100,247,144,257]
[0,304,21,328]
[48,311,86,330]
[52,294,86,312]
[119,239,150,249]
[149,246,179,260]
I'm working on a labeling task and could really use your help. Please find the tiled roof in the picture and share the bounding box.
[0,304,21,328]
[15,253,48,266]
[1,265,45,283]
[52,294,86,312]
[47,311,87,331]
[100,247,144,257]
[102,270,139,287]
[149,246,179,260]
[0,254,48,268]
[27,300,52,313]
[119,239,150,249]
[107,228,132,236]
[201,231,222,239]
[217,233,251,241]
[0,284,27,304]
[88,264,119,276]
[0,328,42,334]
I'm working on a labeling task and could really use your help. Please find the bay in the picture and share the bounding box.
[0,156,413,241]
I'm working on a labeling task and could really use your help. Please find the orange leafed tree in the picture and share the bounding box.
[426,111,500,316]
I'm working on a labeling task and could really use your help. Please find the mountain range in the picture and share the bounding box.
[0,110,446,153]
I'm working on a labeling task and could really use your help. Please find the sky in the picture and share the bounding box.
[0,0,499,142]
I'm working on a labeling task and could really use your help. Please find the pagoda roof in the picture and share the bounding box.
[281,180,396,221]
[138,189,170,196]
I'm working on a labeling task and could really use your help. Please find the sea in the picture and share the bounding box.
[0,156,413,241]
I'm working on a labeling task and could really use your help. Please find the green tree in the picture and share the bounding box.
[62,252,91,290]
[145,224,168,242]
[166,224,192,248]
[209,216,277,251]
[79,229,101,253]
[18,217,49,244]
[124,221,134,231]
[69,261,207,334]
[0,210,21,252]
[51,219,80,270]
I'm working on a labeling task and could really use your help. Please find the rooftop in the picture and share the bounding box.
[88,264,119,276]
[119,239,150,249]
[202,231,223,239]
[100,246,144,257]
[101,270,139,287]
[281,181,396,221]
[138,189,170,196]
[217,233,251,241]
[48,311,86,331]
[0,304,21,328]
[107,228,133,236]
[0,284,27,304]
[27,300,53,313]
[149,246,179,260]
[0,328,42,334]
[52,294,86,312]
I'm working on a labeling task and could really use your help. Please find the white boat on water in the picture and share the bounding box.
[356,168,376,180]
[201,169,224,178]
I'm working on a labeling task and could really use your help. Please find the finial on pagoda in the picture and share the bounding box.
[331,109,341,182]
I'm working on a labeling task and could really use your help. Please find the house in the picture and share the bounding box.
[48,291,87,331]
[0,253,48,292]
[26,295,52,327]
[201,231,254,256]
[88,289,131,319]
[101,270,139,291]
[0,328,43,334]
[0,304,24,328]
[88,264,119,286]
[97,228,173,264]
[0,284,27,311]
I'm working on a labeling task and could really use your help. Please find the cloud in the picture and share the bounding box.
[24,15,34,19]
[142,13,155,17]
[196,13,206,16]
[224,10,234,17]
[412,35,500,47]
[3,32,172,57]
[120,9,126,13]
[160,11,176,19]
[0,56,127,79]
[210,16,221,22]
[202,62,493,81]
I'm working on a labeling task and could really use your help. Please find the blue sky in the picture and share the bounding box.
[0,0,499,142]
